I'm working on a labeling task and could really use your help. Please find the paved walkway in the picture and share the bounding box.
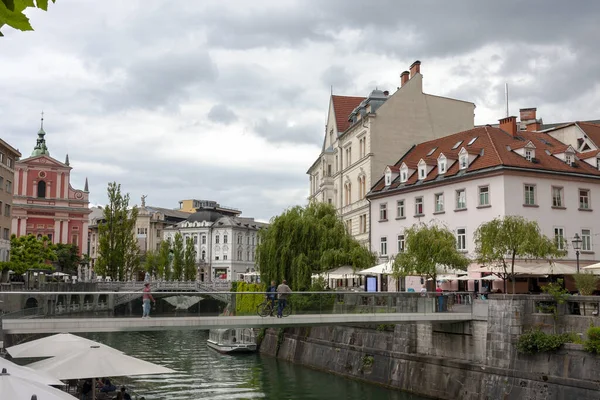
[2,312,473,334]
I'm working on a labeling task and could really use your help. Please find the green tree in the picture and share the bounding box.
[256,202,376,291]
[97,182,140,281]
[0,0,56,36]
[143,250,158,276]
[171,232,184,281]
[183,237,197,281]
[5,234,57,275]
[573,272,599,296]
[54,243,80,274]
[392,224,469,284]
[474,215,564,293]
[157,239,171,280]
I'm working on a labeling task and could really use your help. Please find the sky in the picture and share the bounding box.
[2,0,600,222]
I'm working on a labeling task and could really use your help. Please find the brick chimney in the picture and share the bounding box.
[519,108,537,122]
[499,116,518,136]
[400,71,409,86]
[410,60,421,78]
[526,121,541,131]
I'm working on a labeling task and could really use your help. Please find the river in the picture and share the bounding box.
[83,330,428,400]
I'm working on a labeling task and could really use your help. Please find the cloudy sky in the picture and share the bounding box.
[2,1,600,221]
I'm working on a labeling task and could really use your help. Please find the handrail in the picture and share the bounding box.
[0,290,476,295]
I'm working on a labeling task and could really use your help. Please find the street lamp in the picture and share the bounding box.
[572,233,582,274]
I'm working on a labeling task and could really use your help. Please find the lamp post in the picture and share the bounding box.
[572,233,582,274]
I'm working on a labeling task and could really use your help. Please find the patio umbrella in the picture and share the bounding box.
[28,345,175,400]
[583,262,600,270]
[7,333,119,359]
[0,369,77,400]
[0,358,64,386]
[164,295,203,310]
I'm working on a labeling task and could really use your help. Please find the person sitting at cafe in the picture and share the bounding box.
[120,386,132,400]
[100,378,117,393]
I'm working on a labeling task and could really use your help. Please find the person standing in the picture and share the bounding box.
[266,280,277,316]
[276,279,292,318]
[142,282,156,318]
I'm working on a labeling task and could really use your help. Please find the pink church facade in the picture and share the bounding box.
[11,123,91,255]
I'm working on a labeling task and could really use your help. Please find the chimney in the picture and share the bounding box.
[499,116,518,137]
[400,71,409,86]
[519,108,537,122]
[383,90,389,96]
[526,121,541,132]
[409,60,421,78]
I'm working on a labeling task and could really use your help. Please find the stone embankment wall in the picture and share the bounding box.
[259,296,600,400]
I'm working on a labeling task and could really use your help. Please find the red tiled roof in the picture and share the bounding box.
[331,95,365,133]
[577,122,600,148]
[370,126,600,194]
[579,149,600,159]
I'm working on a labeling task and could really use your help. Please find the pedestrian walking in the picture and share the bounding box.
[276,279,292,318]
[142,282,156,318]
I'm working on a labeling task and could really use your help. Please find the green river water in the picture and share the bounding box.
[82,330,429,400]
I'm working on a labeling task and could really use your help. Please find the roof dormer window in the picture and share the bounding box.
[460,155,468,169]
[597,157,600,170]
[439,160,446,174]
[419,167,426,180]
[385,172,391,186]
[400,170,407,183]
[525,149,534,161]
[565,153,573,165]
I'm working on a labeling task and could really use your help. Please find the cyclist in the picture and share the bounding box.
[276,279,292,318]
[266,280,277,316]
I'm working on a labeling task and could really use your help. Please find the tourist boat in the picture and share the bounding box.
[207,328,257,354]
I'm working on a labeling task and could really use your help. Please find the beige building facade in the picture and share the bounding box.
[308,61,476,245]
[0,139,21,261]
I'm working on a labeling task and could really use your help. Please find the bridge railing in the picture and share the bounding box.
[0,291,474,320]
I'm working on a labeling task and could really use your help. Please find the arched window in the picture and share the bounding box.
[201,250,206,260]
[37,180,46,198]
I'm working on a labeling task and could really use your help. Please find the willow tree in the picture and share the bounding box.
[171,232,185,280]
[183,237,197,281]
[97,182,140,281]
[393,224,469,285]
[256,202,376,291]
[474,215,564,293]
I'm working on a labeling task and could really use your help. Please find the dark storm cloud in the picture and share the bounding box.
[253,118,321,145]
[207,104,238,124]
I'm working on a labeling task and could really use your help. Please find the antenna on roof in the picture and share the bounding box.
[504,83,509,118]
[330,85,333,95]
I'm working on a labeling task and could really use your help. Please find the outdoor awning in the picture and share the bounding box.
[475,261,583,276]
[583,262,600,271]
[357,261,393,275]
[312,266,359,279]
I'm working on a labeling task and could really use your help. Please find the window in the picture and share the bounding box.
[360,176,366,199]
[215,255,219,261]
[552,187,563,207]
[344,183,352,205]
[597,157,600,170]
[202,235,206,245]
[524,184,536,205]
[4,204,10,217]
[193,235,198,244]
[456,189,466,209]
[554,227,565,250]
[452,141,463,150]
[459,156,468,169]
[215,234,220,244]
[223,255,228,261]
[71,234,78,246]
[397,200,405,218]
[525,149,532,161]
[201,250,206,260]
[419,167,426,179]
[415,197,424,215]
[434,193,444,212]
[3,228,9,240]
[479,186,489,206]
[327,164,332,177]
[346,219,352,234]
[6,180,12,194]
[359,214,367,233]
[247,235,250,245]
[329,130,333,145]
[439,160,446,174]
[456,228,466,251]
[37,180,46,198]
[401,171,407,182]
[426,147,437,156]
[237,250,242,260]
[247,251,251,261]
[397,235,405,253]
[7,158,12,168]
[0,153,3,163]
[379,203,388,220]
[467,137,478,146]
[359,137,366,158]
[565,153,573,164]
[224,234,228,244]
[380,237,388,256]
[579,189,590,209]
[335,155,339,172]
[0,176,3,189]
[582,229,592,251]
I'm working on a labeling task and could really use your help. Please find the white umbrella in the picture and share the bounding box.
[481,275,503,281]
[0,369,77,400]
[164,295,203,310]
[357,261,393,275]
[0,358,64,386]
[7,333,118,359]
[583,262,600,270]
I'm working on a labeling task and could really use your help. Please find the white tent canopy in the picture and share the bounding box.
[0,357,64,386]
[583,262,600,271]
[0,371,76,400]
[7,333,119,359]
[357,261,394,275]
[312,266,360,280]
[475,261,583,276]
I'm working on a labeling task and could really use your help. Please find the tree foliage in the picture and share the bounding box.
[474,216,564,293]
[392,224,469,281]
[96,182,141,281]
[143,250,158,276]
[171,232,184,280]
[573,272,599,296]
[0,0,56,36]
[256,202,376,291]
[157,239,171,280]
[54,243,80,274]
[183,237,197,281]
[6,234,57,275]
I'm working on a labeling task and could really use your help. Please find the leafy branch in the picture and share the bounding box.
[0,0,56,37]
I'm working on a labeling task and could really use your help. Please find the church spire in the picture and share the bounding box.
[65,153,70,166]
[31,111,50,157]
[84,177,89,192]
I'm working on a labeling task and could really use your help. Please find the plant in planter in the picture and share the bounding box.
[573,273,599,316]
[541,279,570,333]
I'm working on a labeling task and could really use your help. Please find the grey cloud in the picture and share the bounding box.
[253,118,321,145]
[321,65,353,92]
[207,104,238,124]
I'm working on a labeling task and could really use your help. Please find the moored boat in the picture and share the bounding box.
[207,328,257,354]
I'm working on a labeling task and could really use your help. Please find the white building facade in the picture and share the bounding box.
[368,117,600,292]
[308,61,475,245]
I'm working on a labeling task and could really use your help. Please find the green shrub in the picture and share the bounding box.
[584,327,600,354]
[573,273,599,296]
[376,324,395,332]
[234,282,265,315]
[289,278,334,313]
[516,329,574,354]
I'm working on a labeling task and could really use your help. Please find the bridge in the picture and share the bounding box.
[0,291,476,335]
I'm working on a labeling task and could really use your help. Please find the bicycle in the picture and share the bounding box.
[257,299,291,317]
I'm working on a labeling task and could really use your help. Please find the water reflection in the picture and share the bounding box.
[83,330,426,400]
